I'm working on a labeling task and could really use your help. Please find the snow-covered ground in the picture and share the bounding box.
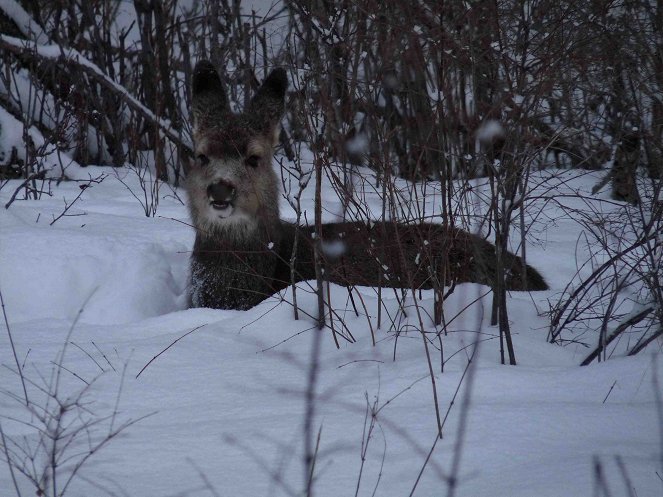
[0,163,661,497]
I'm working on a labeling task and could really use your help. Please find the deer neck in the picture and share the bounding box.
[194,208,283,253]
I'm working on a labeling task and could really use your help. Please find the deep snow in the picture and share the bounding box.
[0,164,661,497]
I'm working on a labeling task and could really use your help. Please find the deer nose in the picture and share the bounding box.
[207,180,236,209]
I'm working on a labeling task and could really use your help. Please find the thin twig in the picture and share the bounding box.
[602,381,617,404]
[50,175,106,225]
[0,287,28,405]
[136,324,206,378]
[0,422,24,497]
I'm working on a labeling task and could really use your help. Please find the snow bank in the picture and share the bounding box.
[0,164,660,497]
[0,169,191,324]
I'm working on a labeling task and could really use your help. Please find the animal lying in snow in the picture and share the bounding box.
[185,60,548,310]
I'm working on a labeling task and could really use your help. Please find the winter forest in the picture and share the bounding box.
[0,0,662,496]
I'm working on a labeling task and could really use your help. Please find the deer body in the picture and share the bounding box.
[186,61,548,310]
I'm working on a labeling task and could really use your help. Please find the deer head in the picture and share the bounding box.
[187,61,287,238]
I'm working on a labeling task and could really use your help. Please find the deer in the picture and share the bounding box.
[186,60,548,310]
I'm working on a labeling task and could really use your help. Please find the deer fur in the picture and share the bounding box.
[186,60,548,310]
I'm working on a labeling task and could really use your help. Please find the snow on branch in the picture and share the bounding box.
[0,0,49,44]
[0,33,193,156]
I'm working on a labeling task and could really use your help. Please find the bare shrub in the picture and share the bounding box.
[0,301,150,497]
[548,176,662,362]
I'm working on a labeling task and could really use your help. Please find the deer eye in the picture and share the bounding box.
[245,155,261,168]
[196,154,210,167]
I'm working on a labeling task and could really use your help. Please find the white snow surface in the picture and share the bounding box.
[0,164,661,497]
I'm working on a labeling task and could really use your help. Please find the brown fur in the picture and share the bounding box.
[186,61,548,310]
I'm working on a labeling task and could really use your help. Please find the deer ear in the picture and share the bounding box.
[192,60,228,130]
[248,68,287,137]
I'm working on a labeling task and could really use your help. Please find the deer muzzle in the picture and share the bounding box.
[207,180,236,217]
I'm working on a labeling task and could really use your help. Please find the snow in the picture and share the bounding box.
[0,105,88,179]
[476,119,505,143]
[0,106,22,165]
[0,164,661,496]
[321,239,346,258]
[345,133,369,156]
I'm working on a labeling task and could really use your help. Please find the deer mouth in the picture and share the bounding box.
[210,199,231,210]
[209,199,234,218]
